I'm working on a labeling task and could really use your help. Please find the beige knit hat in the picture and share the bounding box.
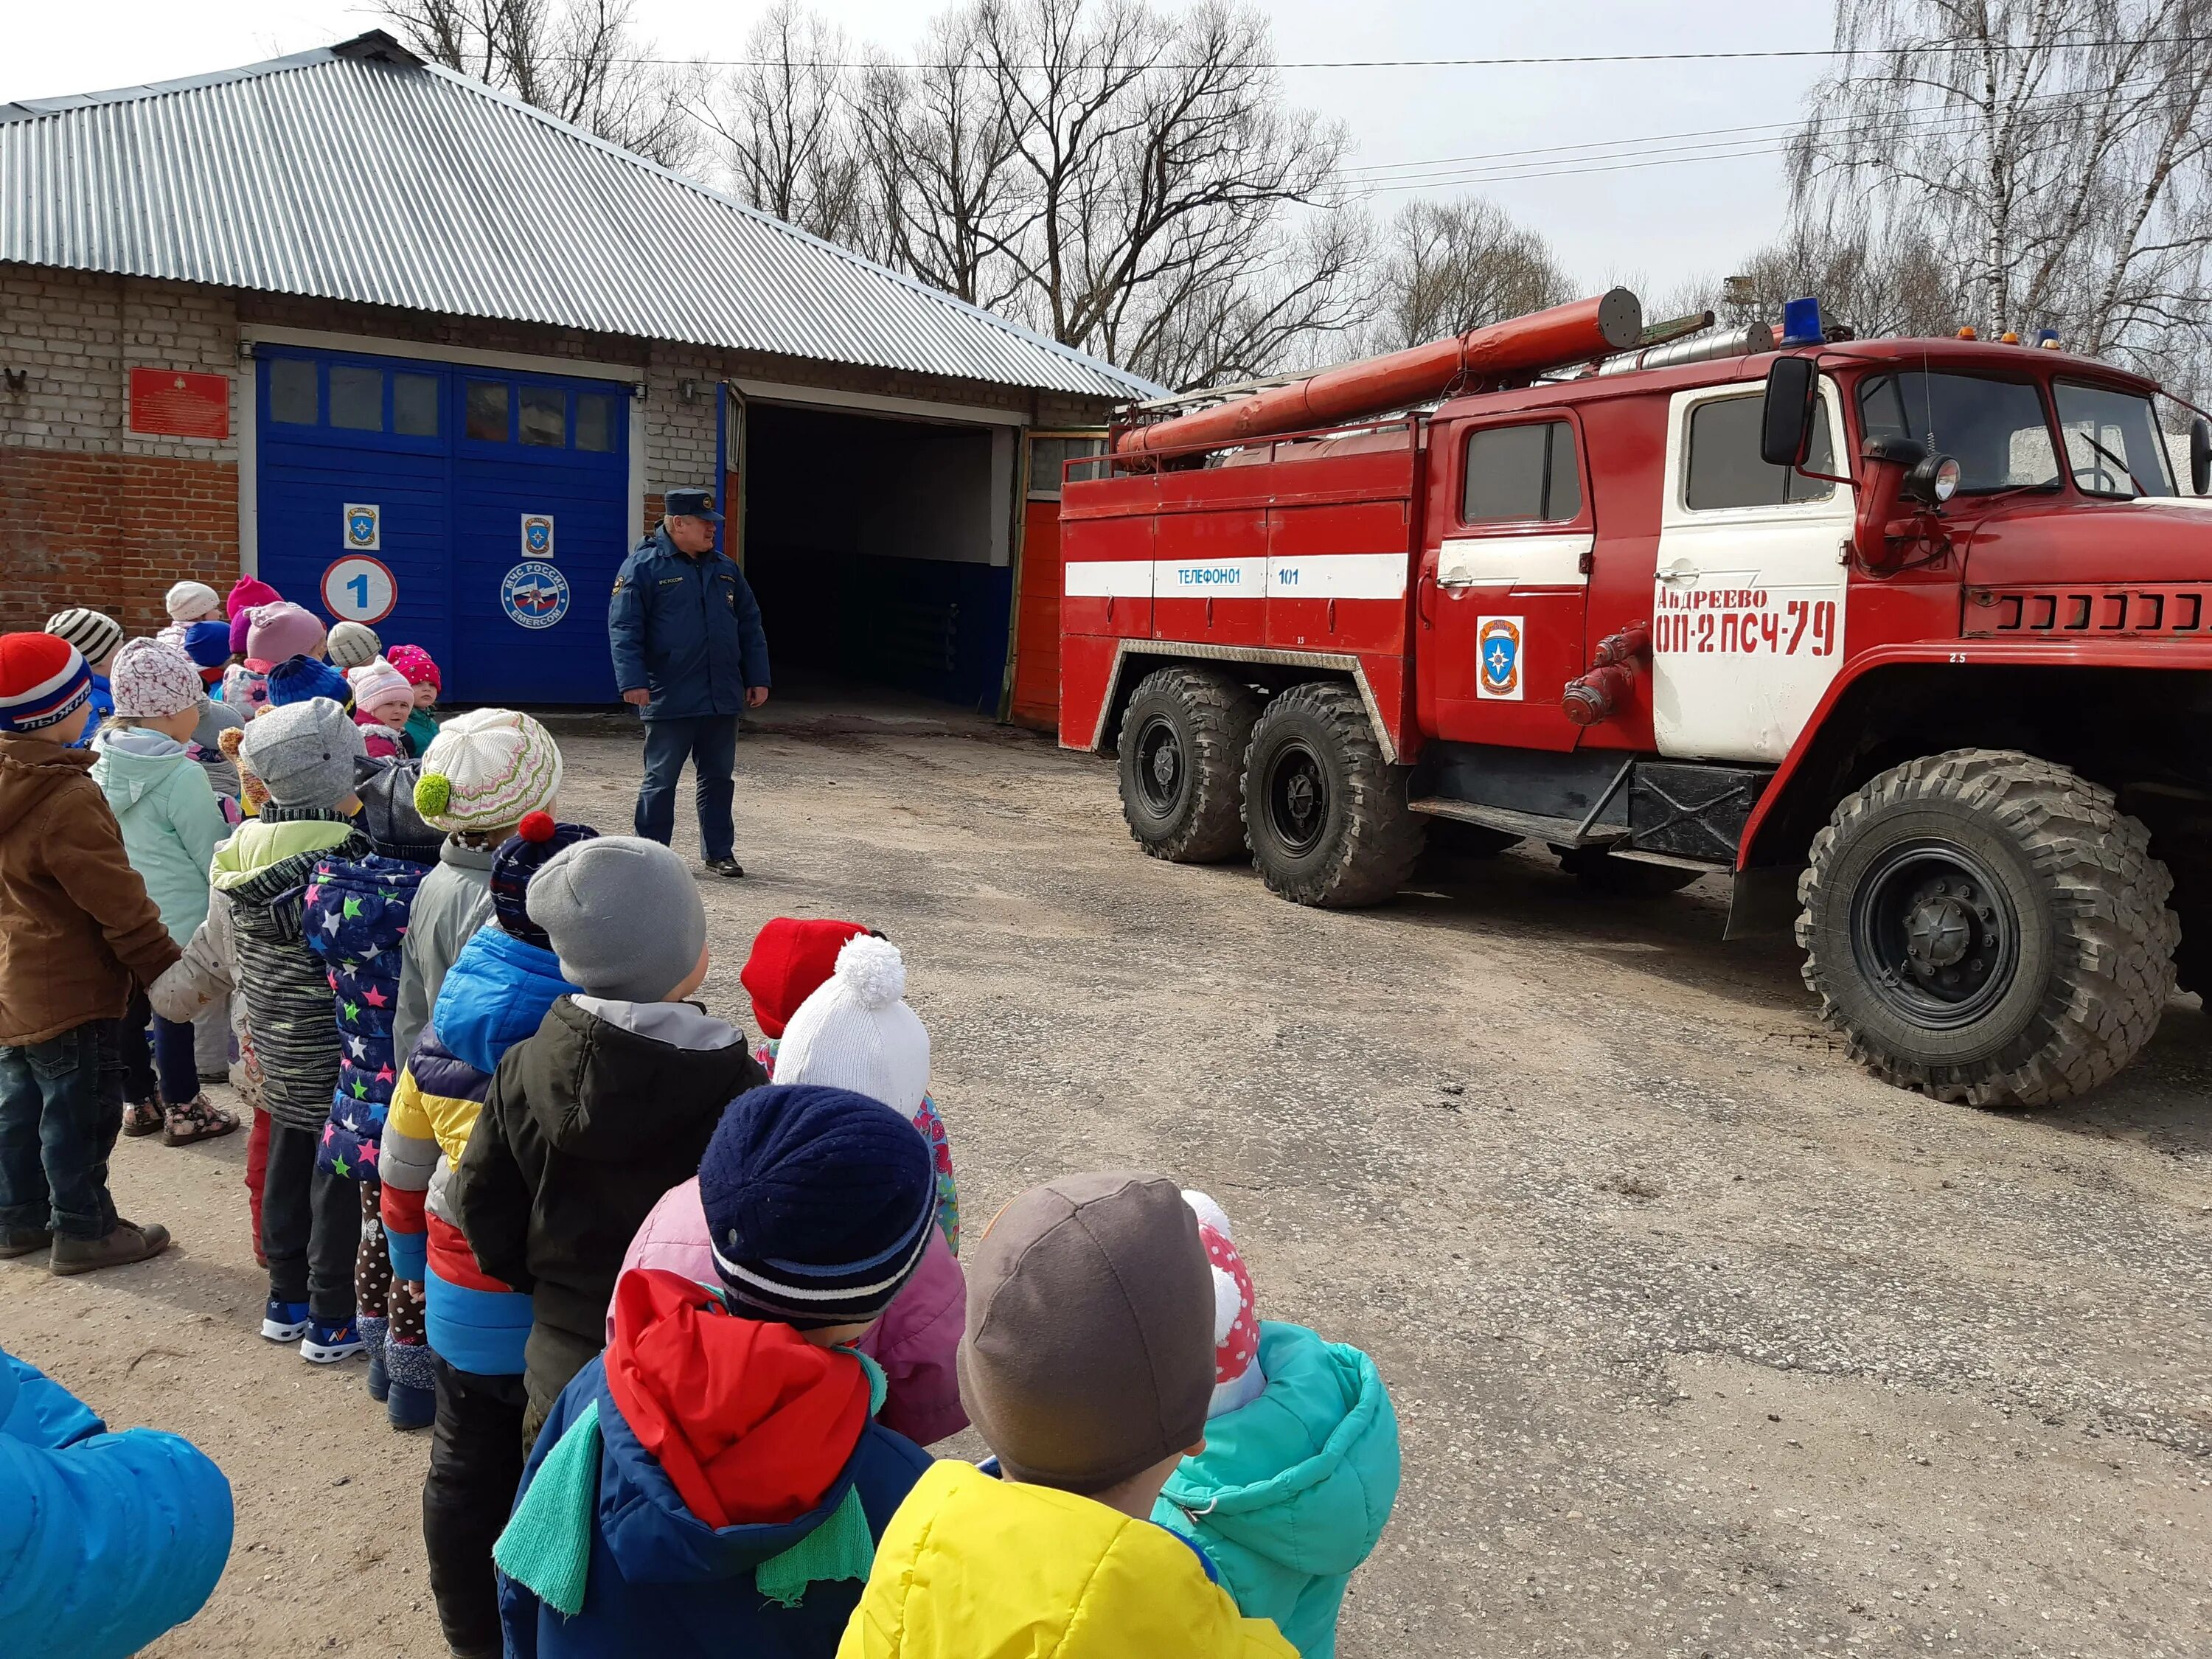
[414,707,563,834]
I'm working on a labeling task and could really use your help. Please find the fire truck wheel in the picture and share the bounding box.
[1797,749,2179,1107]
[1242,681,1425,908]
[1116,667,1262,863]
[1554,846,1704,895]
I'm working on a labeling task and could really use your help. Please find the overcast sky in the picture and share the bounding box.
[4,0,1834,307]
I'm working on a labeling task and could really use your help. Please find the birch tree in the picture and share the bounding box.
[1790,0,2212,386]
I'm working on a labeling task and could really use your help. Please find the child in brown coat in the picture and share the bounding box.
[0,633,180,1273]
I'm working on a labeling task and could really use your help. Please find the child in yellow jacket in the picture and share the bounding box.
[838,1172,1293,1659]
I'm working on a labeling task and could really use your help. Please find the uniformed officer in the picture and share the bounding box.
[608,487,771,877]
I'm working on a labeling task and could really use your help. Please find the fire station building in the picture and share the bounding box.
[0,31,1152,715]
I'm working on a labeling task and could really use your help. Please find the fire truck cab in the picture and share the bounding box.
[1060,293,2212,1107]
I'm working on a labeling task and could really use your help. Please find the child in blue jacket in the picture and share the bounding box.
[0,1343,233,1659]
[1151,1192,1402,1659]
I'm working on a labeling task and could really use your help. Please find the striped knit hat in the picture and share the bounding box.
[44,608,124,668]
[698,1083,936,1329]
[414,707,562,834]
[490,813,599,945]
[0,633,93,732]
[327,620,383,671]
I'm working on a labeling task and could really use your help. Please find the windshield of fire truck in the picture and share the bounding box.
[2053,380,2177,497]
[1855,370,2061,494]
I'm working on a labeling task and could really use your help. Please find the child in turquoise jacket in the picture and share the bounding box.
[89,639,238,1146]
[1151,1191,1401,1659]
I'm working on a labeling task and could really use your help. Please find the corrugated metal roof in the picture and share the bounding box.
[0,34,1161,403]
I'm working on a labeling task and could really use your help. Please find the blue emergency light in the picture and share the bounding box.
[1778,296,1824,347]
[2035,328,2062,348]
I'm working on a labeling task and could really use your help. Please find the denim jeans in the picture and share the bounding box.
[633,714,739,862]
[119,989,199,1106]
[0,1018,126,1240]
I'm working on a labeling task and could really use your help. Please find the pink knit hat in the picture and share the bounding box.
[348,656,412,713]
[244,602,325,669]
[1183,1190,1264,1419]
[226,575,281,620]
[386,643,440,692]
[109,637,206,719]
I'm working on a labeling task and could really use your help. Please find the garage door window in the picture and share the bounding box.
[394,372,439,437]
[576,393,614,452]
[330,365,383,431]
[519,386,566,448]
[269,358,318,425]
[466,380,509,442]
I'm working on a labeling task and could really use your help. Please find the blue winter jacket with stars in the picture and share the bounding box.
[305,852,428,1181]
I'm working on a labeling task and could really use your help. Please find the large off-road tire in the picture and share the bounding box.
[1796,749,2178,1107]
[1116,666,1262,863]
[1242,681,1425,907]
[1554,846,1705,896]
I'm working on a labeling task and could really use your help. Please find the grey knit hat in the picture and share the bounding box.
[238,697,365,808]
[326,620,383,670]
[526,835,706,1001]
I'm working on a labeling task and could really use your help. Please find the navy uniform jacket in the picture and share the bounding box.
[607,527,771,720]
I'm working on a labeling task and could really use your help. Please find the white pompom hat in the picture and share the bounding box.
[1183,1189,1265,1419]
[773,933,931,1113]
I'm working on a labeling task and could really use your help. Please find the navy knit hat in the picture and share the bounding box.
[491,813,599,946]
[266,653,351,709]
[700,1084,936,1330]
[183,619,234,668]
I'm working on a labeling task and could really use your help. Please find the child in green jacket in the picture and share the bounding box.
[1150,1192,1402,1659]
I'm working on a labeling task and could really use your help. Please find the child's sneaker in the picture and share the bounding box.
[262,1298,310,1342]
[300,1317,367,1363]
[386,1381,434,1432]
[122,1099,163,1138]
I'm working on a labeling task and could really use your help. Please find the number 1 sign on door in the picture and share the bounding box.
[322,555,398,626]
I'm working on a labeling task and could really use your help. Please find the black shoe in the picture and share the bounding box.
[0,1227,53,1259]
[702,857,746,878]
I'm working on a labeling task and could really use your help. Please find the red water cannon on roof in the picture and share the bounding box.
[1112,290,1646,457]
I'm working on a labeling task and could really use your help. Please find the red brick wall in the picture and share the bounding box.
[0,449,239,639]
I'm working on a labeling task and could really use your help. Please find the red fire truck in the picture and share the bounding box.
[1057,291,2212,1107]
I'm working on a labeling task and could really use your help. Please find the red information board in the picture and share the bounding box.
[128,368,231,439]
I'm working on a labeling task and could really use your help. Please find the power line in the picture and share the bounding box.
[1327,78,2165,193]
[558,35,2212,72]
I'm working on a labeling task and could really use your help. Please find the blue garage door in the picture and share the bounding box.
[256,347,629,703]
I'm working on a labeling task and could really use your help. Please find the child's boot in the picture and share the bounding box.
[384,1332,435,1431]
[360,1315,391,1399]
[161,1092,238,1147]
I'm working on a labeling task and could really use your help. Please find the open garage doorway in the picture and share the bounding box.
[734,392,1018,714]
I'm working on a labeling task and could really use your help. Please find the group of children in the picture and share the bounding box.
[0,575,1402,1659]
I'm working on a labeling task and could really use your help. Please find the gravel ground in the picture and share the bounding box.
[3,723,2208,1658]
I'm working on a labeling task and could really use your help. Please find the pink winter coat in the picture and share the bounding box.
[617,1177,970,1447]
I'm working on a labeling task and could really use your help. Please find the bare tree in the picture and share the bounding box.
[381,0,703,171]
[851,13,1029,309]
[693,4,869,246]
[1790,0,2212,388]
[1361,197,1571,354]
[954,0,1362,386]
